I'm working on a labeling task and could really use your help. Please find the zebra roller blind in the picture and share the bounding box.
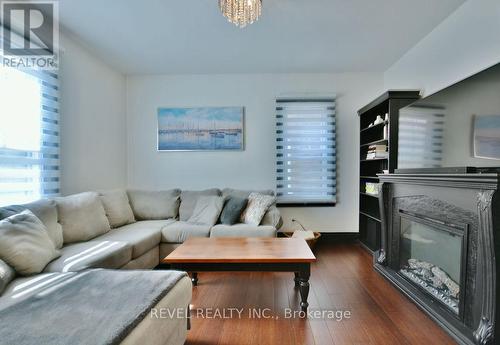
[276,98,337,205]
[0,64,60,206]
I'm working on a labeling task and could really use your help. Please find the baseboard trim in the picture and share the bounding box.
[278,231,359,244]
[320,232,359,244]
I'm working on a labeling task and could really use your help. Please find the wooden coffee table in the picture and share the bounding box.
[163,237,316,311]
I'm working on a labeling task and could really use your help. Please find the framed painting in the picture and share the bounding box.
[473,115,500,160]
[157,107,244,151]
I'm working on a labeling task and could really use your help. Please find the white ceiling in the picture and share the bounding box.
[58,0,465,75]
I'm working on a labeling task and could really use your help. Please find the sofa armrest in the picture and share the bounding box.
[260,205,283,229]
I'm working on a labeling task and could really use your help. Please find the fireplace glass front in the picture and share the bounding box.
[398,213,466,316]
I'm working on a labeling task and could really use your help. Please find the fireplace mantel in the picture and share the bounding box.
[376,173,500,345]
[377,173,499,189]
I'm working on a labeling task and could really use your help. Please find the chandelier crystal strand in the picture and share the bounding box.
[219,0,262,28]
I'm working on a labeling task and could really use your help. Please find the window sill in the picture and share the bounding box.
[277,202,336,208]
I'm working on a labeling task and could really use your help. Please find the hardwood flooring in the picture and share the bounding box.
[185,242,456,345]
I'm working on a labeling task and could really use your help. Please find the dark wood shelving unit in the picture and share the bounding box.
[357,91,420,253]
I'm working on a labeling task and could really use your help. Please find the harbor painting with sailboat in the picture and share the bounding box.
[157,107,244,151]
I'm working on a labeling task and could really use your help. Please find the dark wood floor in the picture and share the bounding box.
[185,242,457,345]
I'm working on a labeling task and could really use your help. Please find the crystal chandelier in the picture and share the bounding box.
[219,0,262,28]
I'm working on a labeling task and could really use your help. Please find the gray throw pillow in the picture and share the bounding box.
[179,189,222,221]
[56,192,111,244]
[187,196,224,226]
[0,259,15,295]
[127,189,181,220]
[99,190,136,228]
[241,193,277,226]
[220,197,248,225]
[0,199,64,249]
[0,210,61,275]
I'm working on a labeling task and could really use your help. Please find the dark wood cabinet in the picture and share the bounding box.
[357,91,420,252]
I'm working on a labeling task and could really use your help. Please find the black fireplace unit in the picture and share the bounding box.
[376,173,500,345]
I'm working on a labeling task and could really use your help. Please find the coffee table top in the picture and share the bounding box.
[163,237,316,264]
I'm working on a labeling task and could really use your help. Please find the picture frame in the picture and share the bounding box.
[472,114,500,160]
[157,107,245,151]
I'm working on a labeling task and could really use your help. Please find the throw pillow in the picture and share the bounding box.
[220,197,248,225]
[0,259,15,295]
[99,190,136,228]
[187,196,224,226]
[0,210,61,275]
[56,192,111,244]
[0,199,63,249]
[127,189,181,220]
[241,192,276,226]
[179,189,222,221]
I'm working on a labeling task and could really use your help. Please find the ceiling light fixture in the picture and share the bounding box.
[219,0,262,28]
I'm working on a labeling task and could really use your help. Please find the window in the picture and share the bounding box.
[276,98,336,206]
[0,64,60,206]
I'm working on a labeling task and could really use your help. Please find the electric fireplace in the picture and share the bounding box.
[398,211,467,317]
[376,173,500,345]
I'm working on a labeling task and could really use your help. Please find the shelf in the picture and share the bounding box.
[360,121,387,133]
[360,192,379,198]
[360,175,380,180]
[360,158,388,162]
[357,91,421,254]
[360,211,381,222]
[360,139,388,147]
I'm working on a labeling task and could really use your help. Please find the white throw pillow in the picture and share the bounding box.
[99,190,136,228]
[0,210,60,275]
[179,189,221,221]
[187,196,224,226]
[56,192,111,244]
[241,193,276,226]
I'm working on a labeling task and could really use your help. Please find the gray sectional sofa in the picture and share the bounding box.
[0,187,281,345]
[38,188,280,272]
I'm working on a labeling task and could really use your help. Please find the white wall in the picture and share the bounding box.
[59,33,127,195]
[126,73,383,232]
[384,0,500,96]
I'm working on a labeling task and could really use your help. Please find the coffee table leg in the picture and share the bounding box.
[294,272,300,288]
[191,272,198,286]
[299,266,310,312]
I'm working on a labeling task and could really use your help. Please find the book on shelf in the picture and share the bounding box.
[366,143,388,160]
[366,152,388,160]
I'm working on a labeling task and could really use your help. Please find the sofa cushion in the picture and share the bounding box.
[187,196,224,226]
[56,192,111,244]
[0,259,15,295]
[210,224,277,238]
[241,192,277,226]
[0,210,61,275]
[222,188,274,200]
[97,220,172,259]
[43,240,132,273]
[220,197,248,225]
[127,189,181,220]
[99,190,136,228]
[161,221,211,243]
[179,189,221,221]
[0,199,63,249]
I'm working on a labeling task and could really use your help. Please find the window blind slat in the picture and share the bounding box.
[276,98,337,205]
